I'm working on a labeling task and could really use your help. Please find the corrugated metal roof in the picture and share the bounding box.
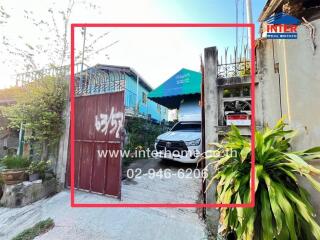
[148,68,201,109]
[95,64,153,91]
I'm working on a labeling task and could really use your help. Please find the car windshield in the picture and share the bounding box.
[171,122,201,132]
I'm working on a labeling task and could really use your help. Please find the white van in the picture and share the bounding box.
[154,99,201,163]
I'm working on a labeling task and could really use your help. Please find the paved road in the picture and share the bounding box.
[0,159,207,240]
[122,157,197,180]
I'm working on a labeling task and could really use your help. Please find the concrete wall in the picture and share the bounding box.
[256,19,320,149]
[203,19,320,232]
[55,87,70,189]
[0,107,19,158]
[0,178,57,208]
[0,133,19,158]
[256,19,320,220]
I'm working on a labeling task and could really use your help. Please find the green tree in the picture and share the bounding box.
[1,0,117,72]
[1,76,67,160]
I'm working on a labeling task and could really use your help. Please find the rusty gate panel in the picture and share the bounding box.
[91,143,108,194]
[79,142,94,190]
[74,141,81,188]
[70,91,124,197]
[105,142,121,196]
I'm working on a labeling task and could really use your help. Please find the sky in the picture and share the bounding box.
[0,0,266,89]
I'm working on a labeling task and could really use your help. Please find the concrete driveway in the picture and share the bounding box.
[122,157,197,179]
[0,160,207,240]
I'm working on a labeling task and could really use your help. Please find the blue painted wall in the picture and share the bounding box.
[124,74,168,122]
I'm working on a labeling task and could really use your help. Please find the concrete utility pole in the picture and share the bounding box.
[235,0,239,49]
[80,27,87,91]
[204,46,220,236]
[245,0,253,46]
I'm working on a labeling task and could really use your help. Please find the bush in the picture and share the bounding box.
[1,155,31,169]
[205,118,320,240]
[1,76,67,160]
[125,117,168,153]
[27,160,50,179]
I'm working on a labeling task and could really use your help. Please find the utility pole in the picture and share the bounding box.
[80,27,87,92]
[235,0,239,50]
[245,0,253,47]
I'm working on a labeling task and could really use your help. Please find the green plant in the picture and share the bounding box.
[206,119,320,240]
[27,160,50,179]
[124,117,168,154]
[12,218,54,240]
[1,76,67,160]
[1,155,31,170]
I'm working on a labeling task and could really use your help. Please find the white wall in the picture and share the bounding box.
[257,19,320,150]
[256,18,320,220]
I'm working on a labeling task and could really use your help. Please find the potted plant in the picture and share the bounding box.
[0,155,31,185]
[205,118,320,240]
[27,160,50,181]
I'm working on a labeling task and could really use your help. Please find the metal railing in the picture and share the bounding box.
[217,45,252,79]
[218,61,251,79]
[15,64,127,97]
[75,66,125,96]
[15,63,86,86]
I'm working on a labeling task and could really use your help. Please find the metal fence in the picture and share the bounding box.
[217,45,252,79]
[15,64,126,97]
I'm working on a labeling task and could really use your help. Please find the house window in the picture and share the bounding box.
[142,92,147,104]
[157,104,161,113]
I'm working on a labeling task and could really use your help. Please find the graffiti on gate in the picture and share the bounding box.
[95,107,124,138]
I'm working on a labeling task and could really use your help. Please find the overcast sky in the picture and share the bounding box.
[0,0,265,89]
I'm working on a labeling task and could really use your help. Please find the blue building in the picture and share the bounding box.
[75,64,168,123]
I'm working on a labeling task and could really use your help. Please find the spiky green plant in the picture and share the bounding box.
[205,119,320,240]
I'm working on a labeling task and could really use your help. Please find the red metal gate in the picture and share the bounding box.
[69,91,124,197]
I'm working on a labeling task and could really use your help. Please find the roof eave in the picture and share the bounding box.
[95,64,153,92]
[258,0,285,22]
[149,93,200,109]
[128,67,153,92]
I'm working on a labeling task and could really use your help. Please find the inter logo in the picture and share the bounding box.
[264,12,300,39]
